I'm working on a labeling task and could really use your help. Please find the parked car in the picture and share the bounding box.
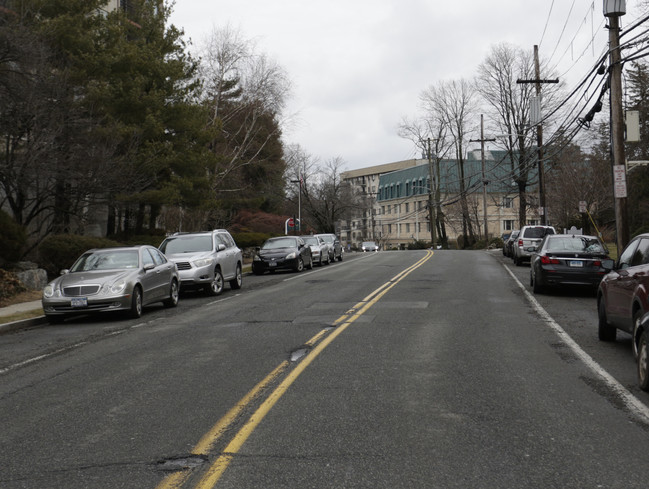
[159,230,243,296]
[301,235,330,266]
[503,230,520,258]
[361,241,379,252]
[315,233,343,261]
[252,236,313,275]
[529,234,612,294]
[597,233,649,350]
[513,225,556,265]
[42,246,179,324]
[636,312,649,391]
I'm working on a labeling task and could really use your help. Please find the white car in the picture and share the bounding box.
[301,235,330,266]
[361,241,379,252]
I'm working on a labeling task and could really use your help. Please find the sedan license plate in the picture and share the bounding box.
[71,297,88,308]
[269,261,277,267]
[569,260,583,268]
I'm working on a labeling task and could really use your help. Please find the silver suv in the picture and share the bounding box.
[513,225,556,266]
[159,230,243,295]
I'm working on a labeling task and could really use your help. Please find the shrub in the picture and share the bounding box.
[231,232,274,249]
[0,269,27,301]
[0,210,27,264]
[38,234,122,277]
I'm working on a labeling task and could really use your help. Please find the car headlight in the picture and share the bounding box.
[43,284,56,298]
[110,279,127,294]
[253,255,262,262]
[286,252,296,259]
[193,257,215,268]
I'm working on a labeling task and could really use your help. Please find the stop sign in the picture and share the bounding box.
[287,218,294,227]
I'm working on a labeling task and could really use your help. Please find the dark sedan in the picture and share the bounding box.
[530,234,612,294]
[252,236,313,275]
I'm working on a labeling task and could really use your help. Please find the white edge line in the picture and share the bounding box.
[502,262,649,425]
[0,341,89,375]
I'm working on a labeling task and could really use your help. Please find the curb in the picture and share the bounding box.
[0,315,49,335]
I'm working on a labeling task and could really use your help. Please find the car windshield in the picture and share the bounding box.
[263,238,297,249]
[523,227,554,238]
[161,236,212,254]
[302,237,319,246]
[547,237,606,253]
[70,250,139,271]
[362,242,375,247]
[319,235,334,243]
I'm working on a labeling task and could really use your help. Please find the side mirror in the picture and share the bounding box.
[143,263,155,271]
[602,259,615,271]
[255,246,261,252]
[217,244,226,252]
[60,269,70,275]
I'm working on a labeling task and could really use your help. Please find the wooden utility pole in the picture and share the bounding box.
[470,115,495,241]
[607,10,630,252]
[427,138,437,247]
[516,46,558,225]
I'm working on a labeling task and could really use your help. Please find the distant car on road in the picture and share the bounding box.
[361,241,379,252]
[301,235,330,266]
[529,234,612,294]
[159,229,243,296]
[315,233,343,261]
[253,236,313,275]
[42,246,179,324]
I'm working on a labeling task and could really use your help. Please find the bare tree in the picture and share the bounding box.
[397,115,451,247]
[421,79,479,247]
[476,42,562,228]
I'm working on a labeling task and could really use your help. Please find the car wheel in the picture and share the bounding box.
[598,299,616,341]
[253,267,264,276]
[338,252,343,262]
[207,268,224,296]
[638,331,649,392]
[164,279,179,307]
[230,264,243,289]
[324,253,330,265]
[306,257,313,270]
[532,269,544,294]
[130,285,143,319]
[514,254,520,266]
[295,257,304,272]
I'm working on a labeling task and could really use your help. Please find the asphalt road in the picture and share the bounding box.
[1,250,649,488]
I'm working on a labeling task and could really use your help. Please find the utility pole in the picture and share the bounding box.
[470,115,495,241]
[427,138,437,247]
[516,46,559,225]
[605,1,629,252]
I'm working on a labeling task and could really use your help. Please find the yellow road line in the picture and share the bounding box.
[194,250,434,488]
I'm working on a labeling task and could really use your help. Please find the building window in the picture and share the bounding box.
[504,220,514,231]
[405,203,409,213]
[388,224,392,233]
[503,197,514,208]
[406,223,410,233]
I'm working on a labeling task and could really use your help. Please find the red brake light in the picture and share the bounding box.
[540,255,560,265]
[518,239,523,246]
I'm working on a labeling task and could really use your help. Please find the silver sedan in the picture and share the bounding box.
[42,246,179,324]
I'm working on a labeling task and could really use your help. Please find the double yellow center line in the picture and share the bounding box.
[157,250,433,489]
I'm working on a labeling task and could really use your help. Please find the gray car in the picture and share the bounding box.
[315,233,343,261]
[159,230,243,296]
[42,245,179,324]
[301,235,330,266]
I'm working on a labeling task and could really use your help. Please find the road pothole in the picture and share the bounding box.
[290,348,309,362]
[156,454,208,472]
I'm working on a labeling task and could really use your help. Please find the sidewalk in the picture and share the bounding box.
[0,300,46,334]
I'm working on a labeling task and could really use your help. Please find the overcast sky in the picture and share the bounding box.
[169,0,643,171]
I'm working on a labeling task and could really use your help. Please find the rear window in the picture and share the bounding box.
[547,237,605,253]
[523,227,554,238]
